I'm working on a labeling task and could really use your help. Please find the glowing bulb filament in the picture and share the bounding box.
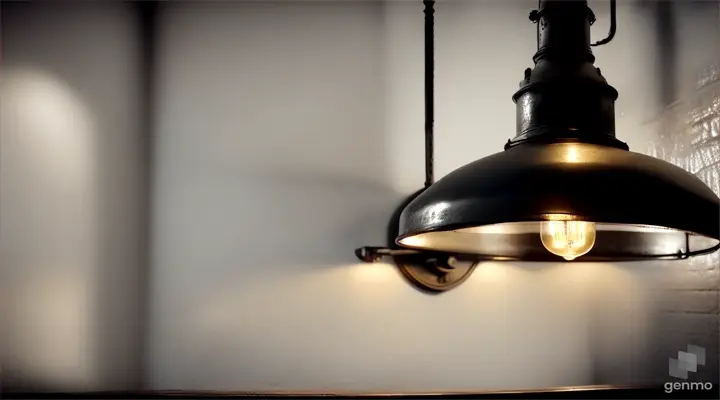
[540,220,597,260]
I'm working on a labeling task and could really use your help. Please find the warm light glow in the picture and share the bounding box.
[540,220,597,260]
[565,145,581,163]
[351,262,397,283]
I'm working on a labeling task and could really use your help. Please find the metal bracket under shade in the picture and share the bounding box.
[353,187,478,293]
[354,246,478,293]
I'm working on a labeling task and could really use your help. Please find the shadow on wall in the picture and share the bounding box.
[1,1,145,392]
[147,0,400,277]
[147,0,423,390]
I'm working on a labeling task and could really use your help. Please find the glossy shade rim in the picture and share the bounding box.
[397,220,720,262]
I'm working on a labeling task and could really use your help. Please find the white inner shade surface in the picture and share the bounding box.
[398,222,720,260]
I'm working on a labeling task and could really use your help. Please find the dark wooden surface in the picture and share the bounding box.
[3,385,719,399]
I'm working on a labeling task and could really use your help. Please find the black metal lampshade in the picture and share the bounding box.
[396,0,720,262]
[397,142,720,261]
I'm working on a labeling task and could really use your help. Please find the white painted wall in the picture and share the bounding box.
[1,1,145,391]
[148,0,665,391]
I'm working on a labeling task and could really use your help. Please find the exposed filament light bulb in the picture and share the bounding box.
[540,220,597,260]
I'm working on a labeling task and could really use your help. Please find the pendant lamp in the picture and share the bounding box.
[356,0,720,292]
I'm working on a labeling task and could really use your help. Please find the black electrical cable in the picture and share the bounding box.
[423,0,435,188]
[591,0,617,46]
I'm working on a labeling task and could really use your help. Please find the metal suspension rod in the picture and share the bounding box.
[423,0,435,188]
